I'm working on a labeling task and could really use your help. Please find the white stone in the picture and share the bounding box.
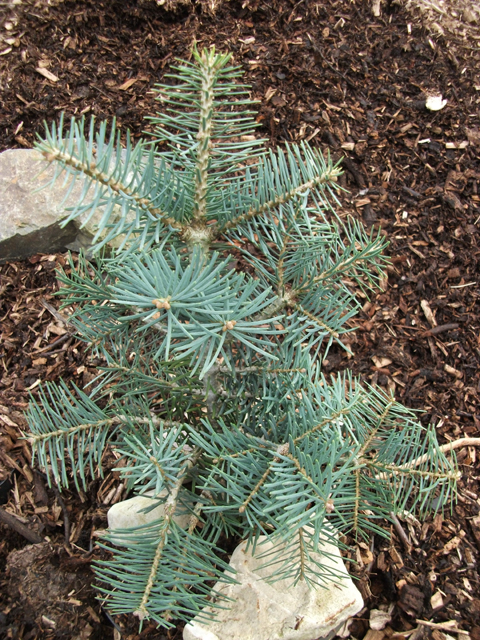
[107,490,191,545]
[425,95,447,112]
[0,149,78,262]
[0,148,129,262]
[183,532,363,640]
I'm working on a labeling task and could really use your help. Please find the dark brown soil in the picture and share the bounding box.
[0,1,479,639]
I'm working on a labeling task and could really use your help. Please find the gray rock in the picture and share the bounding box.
[183,531,364,640]
[0,148,127,263]
[0,149,81,262]
[107,490,191,545]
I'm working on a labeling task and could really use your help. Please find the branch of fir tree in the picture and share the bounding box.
[28,412,185,447]
[28,417,116,444]
[217,365,307,374]
[216,164,342,237]
[358,399,396,459]
[298,528,306,581]
[291,405,357,445]
[39,146,184,231]
[191,49,217,222]
[353,399,396,534]
[210,428,275,463]
[134,448,202,621]
[161,490,212,624]
[238,443,290,514]
[285,453,336,512]
[312,238,388,286]
[276,237,290,296]
[100,363,204,397]
[292,303,340,340]
[373,463,459,482]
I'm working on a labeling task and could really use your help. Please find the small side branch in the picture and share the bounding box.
[354,399,395,534]
[134,448,201,621]
[353,467,361,536]
[293,303,340,339]
[293,406,356,446]
[192,50,217,222]
[29,417,118,443]
[29,414,184,444]
[239,443,289,513]
[217,167,342,236]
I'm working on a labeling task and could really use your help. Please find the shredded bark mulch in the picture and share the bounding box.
[0,0,479,638]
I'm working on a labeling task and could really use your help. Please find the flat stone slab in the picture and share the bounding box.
[0,148,127,263]
[183,533,364,640]
[0,149,81,262]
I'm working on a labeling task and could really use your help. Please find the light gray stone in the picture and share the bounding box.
[107,490,191,545]
[0,148,127,263]
[183,532,363,640]
[0,149,81,262]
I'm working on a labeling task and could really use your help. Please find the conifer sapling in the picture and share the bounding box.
[27,47,458,628]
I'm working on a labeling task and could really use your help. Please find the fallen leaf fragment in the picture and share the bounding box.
[372,0,381,17]
[36,67,59,82]
[41,616,56,629]
[118,77,138,91]
[265,87,277,102]
[372,356,392,369]
[0,414,17,428]
[444,364,462,379]
[389,545,403,568]
[430,591,444,610]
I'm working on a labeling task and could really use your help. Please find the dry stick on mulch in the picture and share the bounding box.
[0,505,44,544]
[390,512,412,551]
[416,619,469,635]
[40,298,75,331]
[409,438,480,469]
[421,323,460,337]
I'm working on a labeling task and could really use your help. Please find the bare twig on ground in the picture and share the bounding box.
[0,505,44,544]
[390,511,412,550]
[410,437,480,469]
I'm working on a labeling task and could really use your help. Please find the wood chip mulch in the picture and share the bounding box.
[0,0,479,639]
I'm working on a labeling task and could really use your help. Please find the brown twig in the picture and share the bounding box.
[28,332,72,355]
[377,438,480,483]
[0,505,44,544]
[36,470,71,548]
[390,511,412,551]
[422,323,460,337]
[40,298,76,331]
[53,488,71,549]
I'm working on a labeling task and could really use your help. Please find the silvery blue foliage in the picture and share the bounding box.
[27,48,457,628]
